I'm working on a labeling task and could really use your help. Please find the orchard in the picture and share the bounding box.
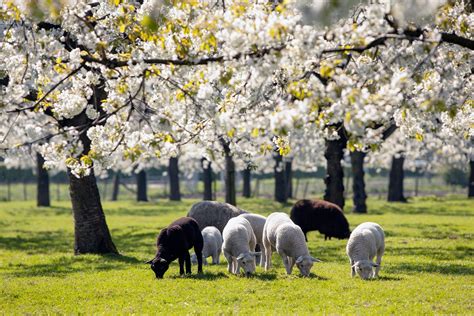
[0,0,473,314]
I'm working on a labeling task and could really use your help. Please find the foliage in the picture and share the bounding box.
[443,167,468,187]
[0,197,473,314]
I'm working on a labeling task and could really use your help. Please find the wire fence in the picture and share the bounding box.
[0,172,467,202]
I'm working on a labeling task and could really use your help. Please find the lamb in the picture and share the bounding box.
[263,212,321,277]
[346,222,385,280]
[191,226,223,265]
[222,216,260,276]
[187,201,247,233]
[238,213,267,267]
[290,199,351,241]
[146,217,203,278]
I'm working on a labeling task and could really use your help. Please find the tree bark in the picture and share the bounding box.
[274,153,287,203]
[69,169,118,255]
[111,171,120,201]
[36,153,50,207]
[324,128,347,209]
[136,170,148,202]
[242,167,251,198]
[285,159,293,199]
[350,151,367,213]
[168,157,181,201]
[469,160,474,198]
[222,140,236,206]
[201,158,213,200]
[388,155,407,202]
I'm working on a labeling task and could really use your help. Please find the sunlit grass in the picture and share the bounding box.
[0,197,473,313]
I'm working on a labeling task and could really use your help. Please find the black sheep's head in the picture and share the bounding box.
[147,257,169,279]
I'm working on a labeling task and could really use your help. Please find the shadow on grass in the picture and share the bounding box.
[386,262,474,276]
[168,271,229,281]
[5,253,142,278]
[372,275,403,281]
[0,230,72,254]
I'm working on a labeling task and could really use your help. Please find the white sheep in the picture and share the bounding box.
[191,226,223,265]
[238,213,267,267]
[263,212,321,277]
[346,222,385,280]
[222,216,259,276]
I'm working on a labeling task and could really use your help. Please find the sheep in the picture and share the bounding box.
[191,226,223,265]
[263,212,321,277]
[290,199,351,241]
[238,213,267,267]
[222,216,260,276]
[146,217,203,278]
[346,222,385,280]
[187,201,247,233]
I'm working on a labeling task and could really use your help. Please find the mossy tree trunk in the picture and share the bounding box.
[201,158,213,200]
[36,153,50,207]
[169,157,181,201]
[388,155,407,202]
[350,151,367,213]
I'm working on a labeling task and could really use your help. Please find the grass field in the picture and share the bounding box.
[0,197,473,314]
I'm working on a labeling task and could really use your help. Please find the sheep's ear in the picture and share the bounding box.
[311,257,322,262]
[236,253,245,260]
[145,259,154,264]
[250,252,261,257]
[295,256,304,264]
[371,262,379,267]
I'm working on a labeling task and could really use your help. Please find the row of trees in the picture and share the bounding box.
[0,0,472,255]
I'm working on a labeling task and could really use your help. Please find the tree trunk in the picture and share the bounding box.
[274,153,287,203]
[388,155,407,202]
[111,171,120,201]
[36,153,50,207]
[136,170,148,202]
[285,160,293,199]
[324,131,346,209]
[222,140,236,206]
[169,157,181,201]
[201,158,213,200]
[469,160,474,198]
[242,167,251,198]
[69,169,118,255]
[350,151,367,213]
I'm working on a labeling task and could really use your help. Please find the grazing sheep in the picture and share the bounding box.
[263,212,321,277]
[238,213,267,267]
[290,199,351,241]
[187,201,247,233]
[146,217,203,278]
[346,222,385,280]
[222,216,259,276]
[191,226,223,265]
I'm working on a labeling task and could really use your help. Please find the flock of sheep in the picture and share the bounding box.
[146,200,385,280]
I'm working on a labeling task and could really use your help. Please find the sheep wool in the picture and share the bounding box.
[187,201,247,233]
[222,216,259,276]
[238,213,267,267]
[263,212,321,277]
[346,222,385,280]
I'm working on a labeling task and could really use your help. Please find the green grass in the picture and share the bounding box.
[0,197,473,314]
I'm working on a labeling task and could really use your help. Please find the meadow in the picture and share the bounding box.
[0,196,473,314]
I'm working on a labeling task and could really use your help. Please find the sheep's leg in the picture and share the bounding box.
[185,252,192,274]
[194,244,203,274]
[263,238,272,271]
[279,250,291,275]
[350,259,355,277]
[232,258,239,274]
[374,248,384,278]
[288,257,294,274]
[178,255,185,275]
[224,251,233,273]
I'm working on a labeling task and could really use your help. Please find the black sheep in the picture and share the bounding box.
[147,217,204,278]
[290,199,351,241]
